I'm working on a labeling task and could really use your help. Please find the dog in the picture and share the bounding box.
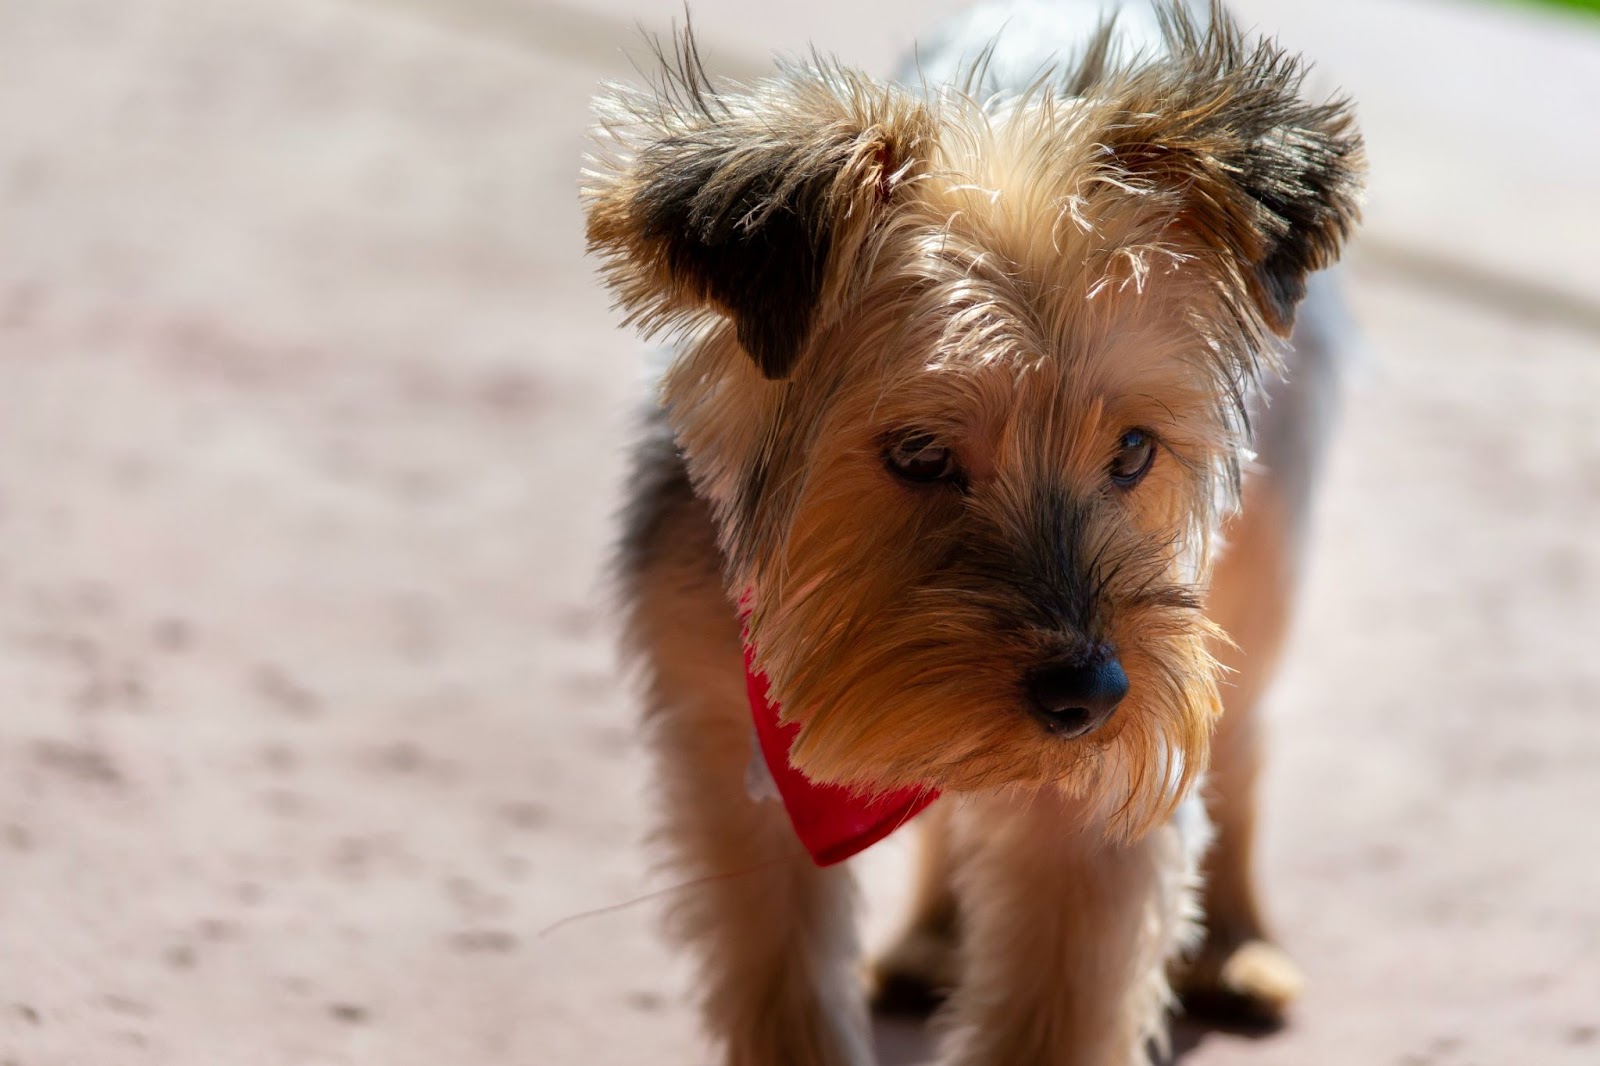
[583,2,1363,1062]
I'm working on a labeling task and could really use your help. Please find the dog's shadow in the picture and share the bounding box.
[872,1010,1274,1065]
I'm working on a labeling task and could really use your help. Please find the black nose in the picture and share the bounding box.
[1025,653,1129,738]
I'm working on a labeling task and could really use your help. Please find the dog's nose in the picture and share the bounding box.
[1025,654,1129,738]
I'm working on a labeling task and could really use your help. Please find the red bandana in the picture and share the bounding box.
[743,639,939,866]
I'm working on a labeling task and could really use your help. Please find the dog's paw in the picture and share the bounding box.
[870,927,960,1018]
[1174,937,1302,1029]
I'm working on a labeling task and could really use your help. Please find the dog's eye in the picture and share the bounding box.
[1109,428,1156,488]
[886,433,959,485]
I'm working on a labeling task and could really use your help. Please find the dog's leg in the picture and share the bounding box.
[1175,473,1305,1025]
[938,791,1202,1066]
[872,800,961,1015]
[623,443,873,1066]
[649,689,871,1066]
[1176,284,1348,1023]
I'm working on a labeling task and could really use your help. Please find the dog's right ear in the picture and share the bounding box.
[584,33,931,380]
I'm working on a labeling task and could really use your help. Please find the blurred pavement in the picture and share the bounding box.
[1,0,1598,1064]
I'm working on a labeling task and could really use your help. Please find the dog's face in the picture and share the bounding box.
[587,10,1362,837]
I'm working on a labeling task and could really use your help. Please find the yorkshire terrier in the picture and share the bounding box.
[584,2,1364,1063]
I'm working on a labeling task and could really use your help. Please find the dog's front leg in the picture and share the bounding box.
[938,790,1201,1066]
[652,694,871,1066]
[636,602,870,1066]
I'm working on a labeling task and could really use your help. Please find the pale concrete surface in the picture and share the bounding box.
[0,1,1597,1065]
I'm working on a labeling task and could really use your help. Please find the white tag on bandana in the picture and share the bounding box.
[744,727,780,803]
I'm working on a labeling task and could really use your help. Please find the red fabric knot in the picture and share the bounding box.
[742,625,939,867]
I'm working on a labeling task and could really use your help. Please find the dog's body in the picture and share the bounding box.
[587,3,1362,1063]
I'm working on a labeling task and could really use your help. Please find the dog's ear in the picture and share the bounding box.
[1090,5,1364,335]
[585,34,931,379]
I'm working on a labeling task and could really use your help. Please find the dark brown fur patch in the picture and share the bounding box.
[632,133,840,379]
[1085,4,1364,333]
[585,33,933,378]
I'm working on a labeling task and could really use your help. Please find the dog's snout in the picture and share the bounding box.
[1025,652,1129,739]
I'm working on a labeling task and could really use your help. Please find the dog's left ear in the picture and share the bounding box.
[585,34,932,379]
[1095,7,1365,336]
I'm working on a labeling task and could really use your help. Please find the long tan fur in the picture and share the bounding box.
[590,3,1362,1062]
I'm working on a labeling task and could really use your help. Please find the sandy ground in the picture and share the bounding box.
[2,1,1598,1064]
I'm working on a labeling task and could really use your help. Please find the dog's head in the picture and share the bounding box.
[586,5,1362,837]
